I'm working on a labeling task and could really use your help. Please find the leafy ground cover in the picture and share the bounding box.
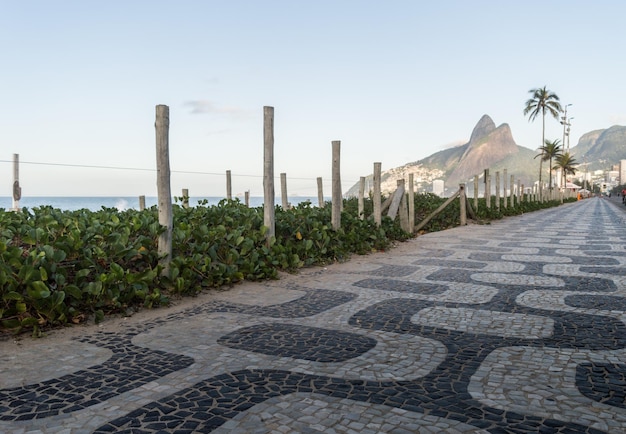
[0,194,573,336]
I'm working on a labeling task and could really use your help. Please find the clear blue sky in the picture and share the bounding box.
[2,1,625,197]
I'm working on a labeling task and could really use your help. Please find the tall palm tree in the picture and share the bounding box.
[555,152,577,190]
[523,86,563,197]
[535,139,563,190]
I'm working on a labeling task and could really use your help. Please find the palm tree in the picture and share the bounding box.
[523,86,563,197]
[535,139,562,190]
[555,152,577,190]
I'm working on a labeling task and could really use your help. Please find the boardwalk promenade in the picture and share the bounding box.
[2,197,626,433]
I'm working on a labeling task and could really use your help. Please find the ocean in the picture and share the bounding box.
[0,196,326,212]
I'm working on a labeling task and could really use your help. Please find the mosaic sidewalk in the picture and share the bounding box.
[2,197,626,433]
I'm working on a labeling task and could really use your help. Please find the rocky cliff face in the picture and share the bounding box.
[446,115,519,186]
[468,114,496,144]
[572,126,626,169]
[345,115,626,196]
[345,114,532,196]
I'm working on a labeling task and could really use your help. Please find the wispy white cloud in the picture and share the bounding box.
[439,139,466,150]
[183,100,249,117]
[609,114,626,125]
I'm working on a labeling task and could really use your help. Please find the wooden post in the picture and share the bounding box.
[408,173,415,232]
[486,174,491,209]
[465,195,477,220]
[139,195,146,211]
[388,179,405,220]
[245,190,250,207]
[263,106,275,243]
[415,190,460,233]
[280,172,288,209]
[495,171,501,210]
[483,169,490,210]
[12,153,21,211]
[358,176,365,220]
[510,175,515,207]
[182,188,189,208]
[502,169,508,209]
[155,104,173,277]
[394,179,412,232]
[317,177,324,208]
[473,175,478,212]
[373,162,382,226]
[400,199,410,232]
[459,184,467,226]
[226,170,232,200]
[381,194,393,213]
[331,140,342,231]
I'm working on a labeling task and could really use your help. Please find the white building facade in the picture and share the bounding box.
[433,179,444,196]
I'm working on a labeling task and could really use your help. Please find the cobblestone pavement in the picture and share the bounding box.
[2,197,626,433]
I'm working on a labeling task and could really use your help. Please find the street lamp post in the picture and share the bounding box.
[566,118,573,152]
[560,104,573,153]
[555,104,573,189]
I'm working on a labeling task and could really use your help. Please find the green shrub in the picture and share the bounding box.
[0,193,569,336]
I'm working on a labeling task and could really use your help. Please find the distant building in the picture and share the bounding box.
[433,179,444,196]
[577,172,591,184]
[620,160,626,184]
[554,168,563,187]
[601,182,610,193]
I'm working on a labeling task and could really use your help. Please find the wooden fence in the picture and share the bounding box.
[8,104,579,274]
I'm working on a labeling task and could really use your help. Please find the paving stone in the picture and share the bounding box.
[1,198,626,433]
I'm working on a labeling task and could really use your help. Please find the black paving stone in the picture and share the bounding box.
[353,278,449,294]
[565,295,626,311]
[4,199,626,433]
[580,266,626,275]
[363,264,420,276]
[0,338,194,421]
[576,362,626,409]
[418,248,455,257]
[218,318,376,363]
[413,258,488,268]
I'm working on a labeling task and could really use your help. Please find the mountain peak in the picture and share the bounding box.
[469,114,496,144]
[449,115,519,184]
[345,116,626,197]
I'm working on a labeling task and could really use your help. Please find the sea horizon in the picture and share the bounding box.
[0,196,329,212]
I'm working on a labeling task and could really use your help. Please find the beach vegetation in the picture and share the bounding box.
[0,194,573,336]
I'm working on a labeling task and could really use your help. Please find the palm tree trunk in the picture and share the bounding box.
[549,157,553,191]
[539,112,546,201]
